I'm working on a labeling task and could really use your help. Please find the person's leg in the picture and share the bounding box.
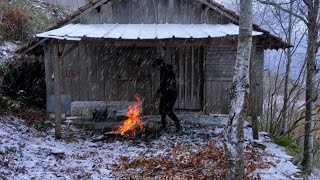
[167,111,181,131]
[159,97,167,130]
[161,113,167,129]
[166,91,181,131]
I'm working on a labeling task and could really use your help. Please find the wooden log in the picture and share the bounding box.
[53,44,62,139]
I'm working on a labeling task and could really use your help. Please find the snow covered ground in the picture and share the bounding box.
[310,169,320,180]
[0,42,19,64]
[0,114,302,179]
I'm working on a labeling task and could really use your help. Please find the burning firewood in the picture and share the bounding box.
[111,94,144,136]
[92,95,145,142]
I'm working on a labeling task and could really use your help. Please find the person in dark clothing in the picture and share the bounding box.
[153,58,182,132]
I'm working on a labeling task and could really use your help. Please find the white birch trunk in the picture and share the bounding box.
[224,0,253,179]
[301,0,319,174]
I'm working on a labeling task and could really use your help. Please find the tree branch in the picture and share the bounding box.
[257,0,308,24]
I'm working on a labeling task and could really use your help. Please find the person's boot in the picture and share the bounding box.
[175,122,182,132]
[160,116,168,132]
[160,125,168,132]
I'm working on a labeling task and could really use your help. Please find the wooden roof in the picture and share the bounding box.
[16,0,291,54]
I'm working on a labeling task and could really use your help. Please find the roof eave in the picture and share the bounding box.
[197,0,292,50]
[16,0,109,54]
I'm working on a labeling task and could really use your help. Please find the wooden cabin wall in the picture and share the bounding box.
[45,44,205,114]
[79,0,233,24]
[45,43,263,115]
[45,44,158,114]
[43,0,87,10]
[204,46,236,114]
[204,44,264,115]
[166,47,204,111]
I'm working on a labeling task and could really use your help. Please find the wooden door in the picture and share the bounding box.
[170,47,204,110]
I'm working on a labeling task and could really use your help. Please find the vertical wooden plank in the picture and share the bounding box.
[206,81,212,113]
[71,45,80,101]
[44,45,53,112]
[116,48,122,100]
[44,45,53,95]
[210,81,214,113]
[180,0,190,23]
[190,0,202,23]
[124,49,130,100]
[171,47,179,109]
[92,45,99,100]
[210,81,216,113]
[79,44,89,100]
[179,47,185,108]
[116,48,128,100]
[215,81,220,113]
[191,47,195,109]
[219,81,223,113]
[109,47,119,100]
[174,47,179,109]
[195,47,202,110]
[220,81,224,113]
[100,2,114,23]
[157,0,166,23]
[111,0,121,23]
[145,0,157,23]
[225,81,232,113]
[118,0,130,23]
[127,48,136,101]
[53,44,61,139]
[185,47,191,109]
[96,45,106,100]
[195,47,203,110]
[104,46,111,101]
[166,0,179,23]
[199,46,205,111]
[87,45,94,100]
[130,0,141,23]
[62,44,73,97]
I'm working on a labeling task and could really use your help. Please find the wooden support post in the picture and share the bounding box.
[249,43,259,140]
[53,44,62,139]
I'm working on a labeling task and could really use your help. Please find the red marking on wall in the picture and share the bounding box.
[65,70,77,78]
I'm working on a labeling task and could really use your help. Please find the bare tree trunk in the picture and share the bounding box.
[225,0,252,179]
[281,2,293,136]
[301,0,319,174]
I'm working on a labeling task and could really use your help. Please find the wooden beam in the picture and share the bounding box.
[53,38,237,47]
[53,44,62,139]
[58,44,66,57]
[196,0,239,23]
[58,43,79,59]
[19,38,47,55]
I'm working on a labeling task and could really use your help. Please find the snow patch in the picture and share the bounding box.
[0,115,302,179]
[0,42,18,63]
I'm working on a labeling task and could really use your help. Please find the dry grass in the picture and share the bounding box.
[0,2,31,41]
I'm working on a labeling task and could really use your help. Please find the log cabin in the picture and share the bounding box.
[17,0,290,117]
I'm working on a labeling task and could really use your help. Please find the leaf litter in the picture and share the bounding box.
[0,113,301,179]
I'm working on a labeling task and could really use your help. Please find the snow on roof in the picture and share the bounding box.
[36,23,263,41]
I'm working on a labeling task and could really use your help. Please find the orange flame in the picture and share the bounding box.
[114,95,144,136]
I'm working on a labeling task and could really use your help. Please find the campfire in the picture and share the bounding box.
[112,95,144,136]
